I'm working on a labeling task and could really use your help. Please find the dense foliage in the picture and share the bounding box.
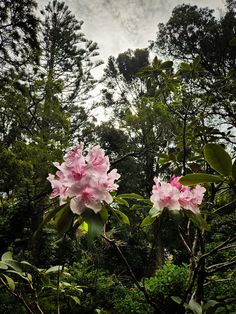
[0,0,235,313]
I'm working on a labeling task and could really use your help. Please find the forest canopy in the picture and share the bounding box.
[0,0,235,313]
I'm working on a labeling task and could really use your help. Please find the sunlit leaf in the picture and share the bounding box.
[1,251,13,262]
[1,252,22,273]
[1,274,15,291]
[70,295,81,305]
[204,143,232,176]
[4,260,22,273]
[140,215,157,227]
[0,262,8,270]
[27,273,33,283]
[149,207,161,217]
[78,221,88,233]
[188,297,202,314]
[45,265,63,274]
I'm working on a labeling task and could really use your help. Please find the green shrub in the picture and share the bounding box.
[114,262,188,314]
[69,261,119,313]
[204,271,236,314]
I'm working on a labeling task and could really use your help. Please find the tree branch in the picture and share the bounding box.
[207,258,236,274]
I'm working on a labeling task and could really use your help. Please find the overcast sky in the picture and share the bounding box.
[37,0,225,63]
[36,0,226,120]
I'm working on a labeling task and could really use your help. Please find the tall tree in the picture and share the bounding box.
[39,0,102,143]
[101,49,177,194]
[151,3,236,144]
[40,0,102,106]
[152,4,236,75]
[0,0,40,74]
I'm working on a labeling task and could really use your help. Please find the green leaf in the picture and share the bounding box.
[193,55,201,67]
[1,274,15,291]
[99,207,109,224]
[184,211,210,230]
[204,300,219,311]
[1,251,13,262]
[130,204,151,211]
[114,197,129,207]
[232,159,236,181]
[4,260,22,273]
[229,37,236,46]
[117,195,152,206]
[159,60,173,70]
[0,262,8,270]
[78,221,88,233]
[55,206,74,234]
[140,215,157,227]
[188,297,202,314]
[83,210,104,242]
[195,214,210,230]
[140,199,153,205]
[70,295,81,305]
[171,296,182,304]
[149,207,161,217]
[180,173,222,185]
[1,252,22,273]
[180,62,192,71]
[45,265,62,274]
[118,193,144,200]
[204,143,232,176]
[112,208,130,225]
[21,261,42,272]
[7,270,28,280]
[168,82,179,92]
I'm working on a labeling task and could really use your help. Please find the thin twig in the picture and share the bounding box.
[207,258,236,274]
[33,288,45,314]
[178,227,193,258]
[0,278,34,314]
[213,199,236,214]
[199,236,236,261]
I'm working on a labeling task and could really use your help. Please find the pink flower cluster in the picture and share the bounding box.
[47,144,120,215]
[150,176,206,214]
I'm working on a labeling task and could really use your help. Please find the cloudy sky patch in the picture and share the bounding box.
[37,0,225,64]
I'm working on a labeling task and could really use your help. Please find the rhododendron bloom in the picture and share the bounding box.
[47,174,68,205]
[151,176,205,214]
[47,144,120,215]
[170,175,190,192]
[151,178,181,211]
[86,146,110,174]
